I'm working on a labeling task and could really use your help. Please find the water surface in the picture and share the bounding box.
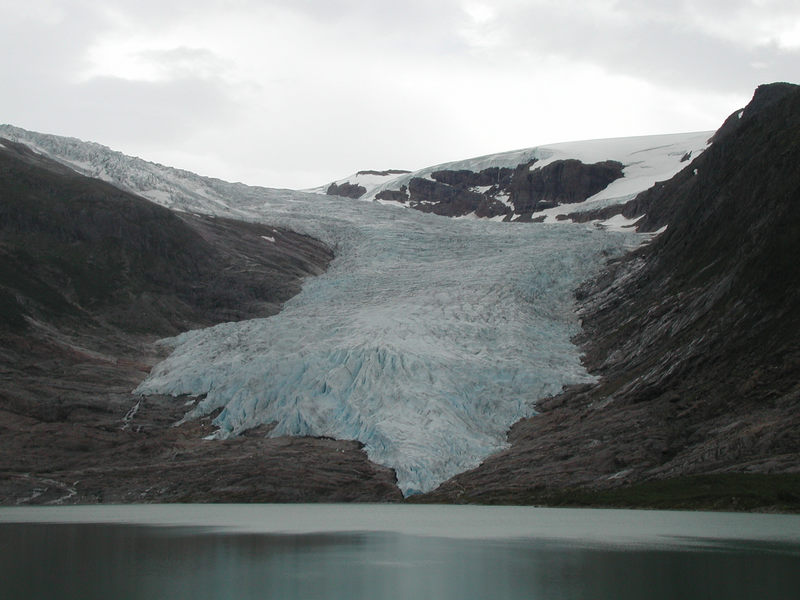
[2,504,798,600]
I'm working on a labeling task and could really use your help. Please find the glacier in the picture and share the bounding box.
[0,124,699,495]
[133,200,640,495]
[313,131,712,219]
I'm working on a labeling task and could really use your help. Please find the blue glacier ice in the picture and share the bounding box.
[134,194,640,495]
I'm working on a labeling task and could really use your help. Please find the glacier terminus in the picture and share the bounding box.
[136,207,638,495]
[0,126,707,495]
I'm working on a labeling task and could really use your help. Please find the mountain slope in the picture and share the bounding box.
[0,137,333,334]
[0,139,402,504]
[418,83,800,510]
[0,124,330,224]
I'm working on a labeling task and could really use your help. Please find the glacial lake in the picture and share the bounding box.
[1,504,799,600]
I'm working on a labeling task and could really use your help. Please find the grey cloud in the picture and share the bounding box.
[2,72,237,149]
[258,0,800,92]
[3,0,797,189]
[138,47,234,79]
[0,5,102,80]
[495,3,800,93]
[8,0,797,95]
[613,0,800,22]
[0,4,236,144]
[59,75,238,144]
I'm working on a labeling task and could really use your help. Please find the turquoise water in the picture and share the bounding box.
[2,505,798,599]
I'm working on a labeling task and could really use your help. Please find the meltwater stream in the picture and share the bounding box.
[133,193,640,495]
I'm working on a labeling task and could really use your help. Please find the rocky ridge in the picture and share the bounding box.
[330,159,625,220]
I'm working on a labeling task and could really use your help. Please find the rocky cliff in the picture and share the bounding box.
[370,159,624,220]
[418,83,800,511]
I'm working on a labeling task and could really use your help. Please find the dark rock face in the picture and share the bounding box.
[377,159,623,220]
[418,83,800,509]
[509,159,624,213]
[375,186,410,203]
[0,138,402,504]
[406,177,508,218]
[327,181,367,199]
[431,166,514,188]
[0,138,333,334]
[356,169,411,177]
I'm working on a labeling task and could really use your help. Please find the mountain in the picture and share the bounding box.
[2,82,798,508]
[418,82,800,510]
[0,138,332,334]
[0,138,401,504]
[316,132,711,223]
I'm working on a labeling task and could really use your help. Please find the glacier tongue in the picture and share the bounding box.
[2,125,643,495]
[135,197,638,495]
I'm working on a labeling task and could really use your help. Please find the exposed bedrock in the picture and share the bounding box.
[357,169,411,177]
[509,159,624,213]
[326,181,367,199]
[406,177,509,218]
[430,166,514,189]
[374,186,410,203]
[375,159,624,219]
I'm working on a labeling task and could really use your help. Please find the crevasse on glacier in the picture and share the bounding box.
[135,193,639,495]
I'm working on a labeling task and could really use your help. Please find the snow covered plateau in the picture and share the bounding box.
[0,125,711,494]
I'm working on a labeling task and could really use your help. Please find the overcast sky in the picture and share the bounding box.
[2,1,798,189]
